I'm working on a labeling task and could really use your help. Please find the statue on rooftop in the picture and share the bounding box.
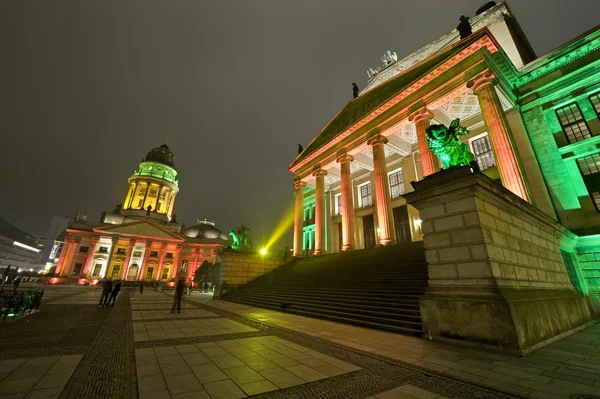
[426,118,475,170]
[298,144,303,154]
[229,225,254,248]
[352,83,359,99]
[457,15,472,39]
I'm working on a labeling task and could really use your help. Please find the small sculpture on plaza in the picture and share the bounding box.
[457,15,472,39]
[229,225,254,249]
[426,118,475,170]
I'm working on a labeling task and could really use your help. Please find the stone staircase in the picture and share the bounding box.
[222,242,428,336]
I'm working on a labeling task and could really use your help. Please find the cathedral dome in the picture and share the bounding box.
[144,144,176,169]
[183,219,229,240]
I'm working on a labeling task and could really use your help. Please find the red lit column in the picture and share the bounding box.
[83,237,99,275]
[172,245,183,280]
[156,244,167,281]
[312,168,327,255]
[138,242,152,281]
[337,152,356,251]
[293,179,307,257]
[368,134,396,246]
[55,236,74,276]
[467,70,530,202]
[409,107,438,177]
[121,239,136,280]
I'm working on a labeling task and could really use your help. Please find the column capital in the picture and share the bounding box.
[312,167,328,178]
[74,236,82,244]
[111,237,119,245]
[367,134,388,147]
[65,235,75,244]
[161,242,168,249]
[293,179,307,190]
[336,152,354,165]
[92,236,100,244]
[408,106,433,124]
[128,239,136,247]
[467,69,496,93]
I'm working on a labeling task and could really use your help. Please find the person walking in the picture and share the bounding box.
[108,280,122,307]
[139,281,144,294]
[171,280,185,314]
[99,279,113,307]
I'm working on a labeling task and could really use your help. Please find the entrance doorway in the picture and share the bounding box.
[393,206,412,243]
[363,214,376,248]
[127,264,139,281]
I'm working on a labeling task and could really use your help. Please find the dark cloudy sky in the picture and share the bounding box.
[1,1,598,246]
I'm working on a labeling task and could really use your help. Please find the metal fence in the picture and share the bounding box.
[0,287,44,320]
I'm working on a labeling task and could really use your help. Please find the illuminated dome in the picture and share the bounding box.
[183,219,229,240]
[144,144,176,169]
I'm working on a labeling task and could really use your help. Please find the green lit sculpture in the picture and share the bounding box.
[426,118,475,169]
[229,225,254,248]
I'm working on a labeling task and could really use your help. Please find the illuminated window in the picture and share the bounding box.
[133,251,142,257]
[358,183,372,208]
[146,267,154,280]
[590,93,600,117]
[73,263,83,275]
[592,192,600,212]
[556,103,591,144]
[335,194,342,215]
[577,154,600,175]
[92,264,102,276]
[470,134,496,170]
[161,268,169,280]
[111,265,120,278]
[165,252,173,259]
[79,246,89,253]
[150,251,158,257]
[99,247,109,253]
[388,169,404,198]
[116,248,126,255]
[148,187,158,199]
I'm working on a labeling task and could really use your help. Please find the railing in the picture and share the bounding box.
[0,287,44,320]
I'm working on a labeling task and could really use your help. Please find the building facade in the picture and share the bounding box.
[0,217,44,273]
[290,2,600,298]
[53,143,230,283]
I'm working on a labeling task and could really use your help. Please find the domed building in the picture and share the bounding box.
[51,142,231,283]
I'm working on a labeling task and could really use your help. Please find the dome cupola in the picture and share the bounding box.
[183,219,230,241]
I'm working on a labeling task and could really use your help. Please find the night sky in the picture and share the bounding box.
[1,1,599,247]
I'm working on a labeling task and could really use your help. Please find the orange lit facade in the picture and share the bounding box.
[53,143,230,282]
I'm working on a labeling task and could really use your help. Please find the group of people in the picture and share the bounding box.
[98,279,121,307]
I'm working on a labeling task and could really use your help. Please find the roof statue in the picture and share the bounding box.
[426,118,475,170]
[457,15,472,39]
[229,225,254,249]
[366,50,398,79]
[352,83,360,99]
[298,144,303,154]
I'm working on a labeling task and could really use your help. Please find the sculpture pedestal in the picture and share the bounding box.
[405,167,592,355]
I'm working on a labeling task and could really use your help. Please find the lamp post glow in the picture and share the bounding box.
[260,248,267,256]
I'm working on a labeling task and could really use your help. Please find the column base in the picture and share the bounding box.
[341,245,354,251]
[378,239,395,246]
[420,287,592,355]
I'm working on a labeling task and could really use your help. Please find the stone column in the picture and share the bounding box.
[337,152,356,251]
[167,193,177,217]
[467,70,530,202]
[312,168,327,255]
[368,134,396,246]
[156,243,167,281]
[138,242,152,281]
[61,236,81,277]
[127,182,138,209]
[142,181,151,209]
[56,236,74,276]
[293,180,307,257]
[121,239,136,280]
[83,237,99,276]
[172,245,183,280]
[102,237,119,278]
[409,107,438,177]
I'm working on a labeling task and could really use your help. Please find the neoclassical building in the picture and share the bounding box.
[52,143,230,283]
[290,2,600,296]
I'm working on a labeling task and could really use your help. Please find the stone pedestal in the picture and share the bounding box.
[404,166,592,355]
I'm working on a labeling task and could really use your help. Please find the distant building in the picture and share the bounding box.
[53,142,231,282]
[41,215,72,264]
[0,217,44,272]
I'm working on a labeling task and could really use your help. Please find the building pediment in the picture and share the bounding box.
[93,221,184,242]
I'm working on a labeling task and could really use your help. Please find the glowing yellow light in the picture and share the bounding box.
[260,248,267,255]
[264,201,295,250]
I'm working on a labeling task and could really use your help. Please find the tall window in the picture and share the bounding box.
[388,169,404,198]
[92,264,102,276]
[335,194,342,215]
[99,247,109,253]
[576,153,600,212]
[359,183,372,208]
[592,192,600,212]
[590,93,600,117]
[556,103,591,144]
[471,134,496,171]
[146,267,154,280]
[111,265,120,278]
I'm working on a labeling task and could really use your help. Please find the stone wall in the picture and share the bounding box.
[213,249,288,298]
[405,166,593,355]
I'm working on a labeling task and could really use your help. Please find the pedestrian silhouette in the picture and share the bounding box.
[99,279,113,307]
[108,280,121,307]
[171,280,185,313]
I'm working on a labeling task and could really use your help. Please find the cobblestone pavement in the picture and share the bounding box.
[3,286,598,399]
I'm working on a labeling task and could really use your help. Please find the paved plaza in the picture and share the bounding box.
[1,286,599,399]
